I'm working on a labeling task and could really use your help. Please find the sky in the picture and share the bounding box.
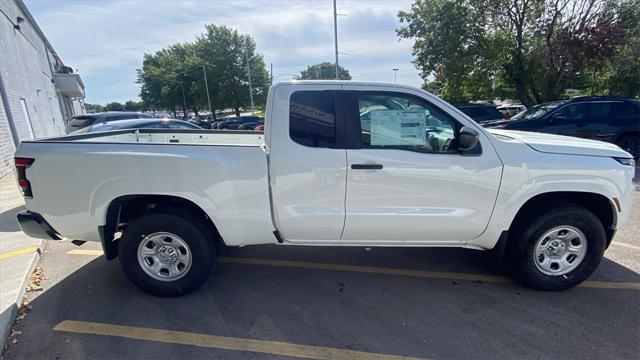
[25,0,422,105]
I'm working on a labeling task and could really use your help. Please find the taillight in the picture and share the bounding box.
[14,158,34,198]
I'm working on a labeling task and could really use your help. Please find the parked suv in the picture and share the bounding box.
[486,97,640,158]
[65,112,153,133]
[454,103,505,125]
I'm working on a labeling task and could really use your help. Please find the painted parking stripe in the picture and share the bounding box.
[610,241,640,251]
[65,250,640,290]
[219,257,640,290]
[54,320,427,360]
[67,249,103,256]
[0,245,38,260]
[221,256,511,283]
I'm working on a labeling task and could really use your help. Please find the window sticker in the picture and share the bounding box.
[369,110,427,146]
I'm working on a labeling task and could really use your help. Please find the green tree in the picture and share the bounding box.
[137,43,197,117]
[137,25,269,117]
[193,25,269,117]
[299,62,351,80]
[123,100,141,111]
[105,102,125,111]
[398,0,632,105]
[84,103,104,113]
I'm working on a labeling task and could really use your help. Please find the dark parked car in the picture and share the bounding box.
[216,115,264,130]
[65,112,153,133]
[486,97,640,158]
[454,104,505,125]
[238,120,264,130]
[68,118,201,134]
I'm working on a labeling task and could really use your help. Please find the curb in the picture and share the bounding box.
[0,239,43,353]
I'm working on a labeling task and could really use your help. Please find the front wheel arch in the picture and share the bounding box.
[507,191,617,249]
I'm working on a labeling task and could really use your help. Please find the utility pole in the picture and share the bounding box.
[333,0,339,80]
[245,42,255,111]
[179,82,187,118]
[201,64,213,120]
[393,68,399,83]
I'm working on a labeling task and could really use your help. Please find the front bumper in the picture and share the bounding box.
[16,211,61,240]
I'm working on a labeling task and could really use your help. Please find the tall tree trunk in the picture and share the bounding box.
[235,107,240,117]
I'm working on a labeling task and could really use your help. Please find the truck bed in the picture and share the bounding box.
[15,128,274,246]
[38,128,265,146]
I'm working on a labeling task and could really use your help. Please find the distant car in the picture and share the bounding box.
[69,118,201,134]
[216,115,264,130]
[454,104,505,125]
[497,104,527,119]
[486,97,640,158]
[65,112,153,133]
[238,120,264,130]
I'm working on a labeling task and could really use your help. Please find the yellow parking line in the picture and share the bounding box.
[54,320,427,360]
[579,281,640,290]
[610,241,640,251]
[67,249,103,256]
[219,257,640,290]
[0,245,38,260]
[65,250,640,290]
[219,256,511,283]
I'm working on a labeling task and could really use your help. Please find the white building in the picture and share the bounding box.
[0,0,85,177]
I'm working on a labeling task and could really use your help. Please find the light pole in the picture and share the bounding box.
[201,64,213,119]
[393,68,399,83]
[333,0,339,79]
[245,42,255,112]
[179,81,187,118]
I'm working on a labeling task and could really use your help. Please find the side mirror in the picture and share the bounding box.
[458,126,479,152]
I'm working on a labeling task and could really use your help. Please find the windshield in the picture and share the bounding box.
[509,100,567,121]
[67,116,96,128]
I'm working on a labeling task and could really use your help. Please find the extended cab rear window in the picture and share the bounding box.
[289,91,337,148]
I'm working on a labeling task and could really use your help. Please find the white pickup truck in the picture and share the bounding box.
[14,81,635,296]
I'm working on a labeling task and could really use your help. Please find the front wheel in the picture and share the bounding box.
[118,211,215,296]
[509,205,605,290]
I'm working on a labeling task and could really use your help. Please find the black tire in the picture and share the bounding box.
[118,211,215,296]
[508,204,605,291]
[615,134,639,159]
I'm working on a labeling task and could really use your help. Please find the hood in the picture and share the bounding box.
[488,129,632,158]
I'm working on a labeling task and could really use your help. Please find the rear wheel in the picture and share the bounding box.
[119,211,215,296]
[508,205,605,290]
[616,134,639,159]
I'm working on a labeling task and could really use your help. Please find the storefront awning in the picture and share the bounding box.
[53,73,85,98]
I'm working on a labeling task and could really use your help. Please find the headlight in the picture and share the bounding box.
[614,157,635,166]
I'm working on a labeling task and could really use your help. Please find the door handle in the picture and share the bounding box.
[351,163,383,170]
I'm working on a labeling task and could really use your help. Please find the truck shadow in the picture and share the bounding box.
[5,245,640,360]
[0,205,25,232]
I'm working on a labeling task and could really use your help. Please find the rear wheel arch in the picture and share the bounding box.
[101,195,223,260]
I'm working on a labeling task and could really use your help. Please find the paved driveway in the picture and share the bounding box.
[2,188,639,360]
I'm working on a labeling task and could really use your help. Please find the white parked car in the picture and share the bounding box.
[497,104,527,118]
[14,81,635,296]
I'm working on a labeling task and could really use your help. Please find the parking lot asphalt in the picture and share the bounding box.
[2,187,639,360]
